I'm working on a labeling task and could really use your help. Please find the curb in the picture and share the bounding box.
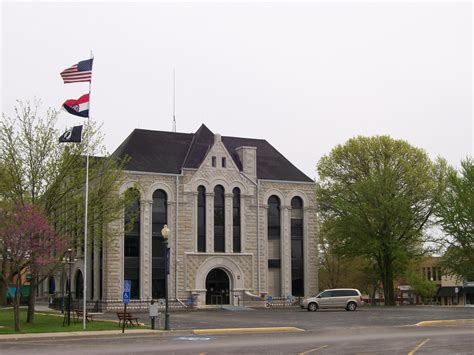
[0,329,192,342]
[416,319,474,327]
[0,326,304,342]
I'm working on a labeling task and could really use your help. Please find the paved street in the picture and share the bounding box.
[1,306,473,354]
[93,305,474,330]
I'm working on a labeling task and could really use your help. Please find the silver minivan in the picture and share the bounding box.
[301,288,364,311]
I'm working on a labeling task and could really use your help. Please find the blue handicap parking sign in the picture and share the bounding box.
[123,280,131,293]
[123,291,130,304]
[123,280,131,304]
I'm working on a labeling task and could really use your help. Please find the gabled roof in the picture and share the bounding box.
[112,129,193,174]
[182,124,214,169]
[112,124,313,182]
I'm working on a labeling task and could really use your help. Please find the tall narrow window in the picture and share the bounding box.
[197,186,206,252]
[222,157,227,168]
[124,188,140,299]
[291,196,304,297]
[152,189,167,299]
[214,185,225,252]
[232,187,241,252]
[267,195,281,297]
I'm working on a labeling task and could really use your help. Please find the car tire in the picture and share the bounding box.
[346,302,357,311]
[307,302,318,312]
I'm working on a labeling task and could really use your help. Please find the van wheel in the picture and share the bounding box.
[346,302,357,311]
[307,302,318,312]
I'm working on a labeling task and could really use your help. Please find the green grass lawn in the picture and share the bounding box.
[0,308,127,334]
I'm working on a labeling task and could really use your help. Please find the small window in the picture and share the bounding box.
[222,157,226,168]
[212,156,216,167]
[268,259,281,268]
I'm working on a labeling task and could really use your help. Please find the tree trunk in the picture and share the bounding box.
[0,259,9,306]
[0,278,7,307]
[382,258,396,306]
[26,277,36,323]
[13,278,21,332]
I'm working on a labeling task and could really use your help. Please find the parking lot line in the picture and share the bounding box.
[298,345,328,354]
[416,319,474,327]
[407,338,430,355]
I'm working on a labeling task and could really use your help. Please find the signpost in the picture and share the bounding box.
[122,280,131,334]
[149,300,158,330]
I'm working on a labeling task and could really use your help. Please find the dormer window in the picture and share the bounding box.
[212,156,216,167]
[222,157,226,168]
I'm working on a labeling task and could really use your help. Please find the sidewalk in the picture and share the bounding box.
[0,328,194,342]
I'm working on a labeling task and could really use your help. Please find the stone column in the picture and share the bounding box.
[141,199,153,300]
[103,219,122,301]
[303,206,318,297]
[261,204,268,295]
[206,192,215,252]
[225,193,233,253]
[167,200,176,299]
[281,205,291,297]
[191,192,198,252]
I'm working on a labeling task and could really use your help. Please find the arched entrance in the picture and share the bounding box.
[75,270,84,299]
[205,268,230,305]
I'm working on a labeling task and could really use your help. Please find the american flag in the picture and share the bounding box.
[60,58,93,83]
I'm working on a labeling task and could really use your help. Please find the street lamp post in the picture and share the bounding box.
[62,248,76,326]
[161,224,170,330]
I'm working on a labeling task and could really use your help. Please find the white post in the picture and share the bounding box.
[83,50,93,330]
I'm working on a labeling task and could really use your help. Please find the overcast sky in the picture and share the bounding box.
[1,1,472,179]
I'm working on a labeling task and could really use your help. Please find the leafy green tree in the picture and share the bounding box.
[406,271,437,302]
[316,136,448,305]
[0,99,127,322]
[435,158,474,281]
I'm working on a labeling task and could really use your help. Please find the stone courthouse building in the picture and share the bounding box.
[43,124,318,308]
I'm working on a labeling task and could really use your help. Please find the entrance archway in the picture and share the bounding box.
[205,268,230,305]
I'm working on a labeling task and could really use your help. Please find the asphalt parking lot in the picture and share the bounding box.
[96,305,474,331]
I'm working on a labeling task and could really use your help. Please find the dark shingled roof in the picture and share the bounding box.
[113,129,193,174]
[112,124,313,182]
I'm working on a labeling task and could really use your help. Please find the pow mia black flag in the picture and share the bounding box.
[59,125,83,143]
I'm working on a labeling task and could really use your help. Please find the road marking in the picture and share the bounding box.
[299,345,328,354]
[193,327,304,335]
[174,336,212,341]
[416,319,474,327]
[408,338,430,355]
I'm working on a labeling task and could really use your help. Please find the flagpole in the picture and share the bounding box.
[172,68,176,132]
[83,50,93,331]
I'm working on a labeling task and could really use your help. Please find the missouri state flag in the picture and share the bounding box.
[60,58,93,83]
[63,94,89,118]
[59,125,83,143]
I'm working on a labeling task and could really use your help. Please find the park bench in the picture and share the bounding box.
[74,309,94,323]
[116,311,140,327]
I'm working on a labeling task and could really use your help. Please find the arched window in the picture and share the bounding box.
[48,276,55,294]
[291,196,304,297]
[214,185,225,252]
[232,187,241,252]
[75,270,84,299]
[197,186,206,252]
[124,188,140,299]
[152,189,167,299]
[267,195,281,296]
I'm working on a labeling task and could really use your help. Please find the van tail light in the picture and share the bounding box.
[360,296,363,302]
